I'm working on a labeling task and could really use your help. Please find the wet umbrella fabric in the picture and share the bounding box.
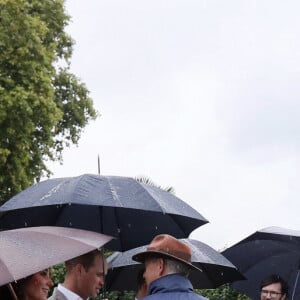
[222,226,300,300]
[105,238,244,291]
[0,174,208,251]
[0,226,113,287]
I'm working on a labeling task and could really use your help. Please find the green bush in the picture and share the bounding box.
[198,284,250,300]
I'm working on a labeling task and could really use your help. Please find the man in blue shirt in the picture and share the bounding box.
[132,234,207,300]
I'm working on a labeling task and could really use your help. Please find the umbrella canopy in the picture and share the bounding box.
[222,226,300,300]
[0,226,113,287]
[105,238,244,291]
[0,174,208,251]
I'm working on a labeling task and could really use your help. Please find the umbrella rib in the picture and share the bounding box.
[138,184,166,213]
[106,177,123,206]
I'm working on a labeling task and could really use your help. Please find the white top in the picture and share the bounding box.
[57,283,85,300]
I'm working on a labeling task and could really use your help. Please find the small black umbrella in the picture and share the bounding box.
[0,174,208,251]
[222,226,300,300]
[105,238,244,291]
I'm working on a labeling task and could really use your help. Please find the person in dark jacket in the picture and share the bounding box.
[132,234,207,300]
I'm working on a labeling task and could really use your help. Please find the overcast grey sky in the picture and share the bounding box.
[48,0,300,250]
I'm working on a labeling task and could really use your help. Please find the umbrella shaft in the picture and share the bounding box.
[292,270,300,300]
[8,284,18,300]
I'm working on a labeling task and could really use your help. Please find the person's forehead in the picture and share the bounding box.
[94,253,104,263]
[264,282,282,291]
[90,254,107,269]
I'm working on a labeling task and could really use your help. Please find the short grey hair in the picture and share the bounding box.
[164,258,190,276]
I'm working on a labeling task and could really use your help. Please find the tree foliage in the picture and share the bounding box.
[0,0,97,204]
[135,176,175,194]
[198,284,250,300]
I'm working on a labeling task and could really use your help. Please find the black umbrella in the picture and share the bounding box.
[0,174,208,251]
[222,226,300,300]
[105,238,244,291]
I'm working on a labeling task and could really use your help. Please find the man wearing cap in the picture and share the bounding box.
[132,234,207,300]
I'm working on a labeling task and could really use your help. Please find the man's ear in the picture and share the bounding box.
[74,263,83,276]
[158,258,165,276]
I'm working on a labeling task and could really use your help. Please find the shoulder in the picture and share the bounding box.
[48,287,67,300]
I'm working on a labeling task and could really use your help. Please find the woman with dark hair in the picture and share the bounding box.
[10,269,53,300]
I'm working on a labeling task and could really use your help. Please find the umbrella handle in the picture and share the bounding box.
[101,248,106,300]
[8,283,18,300]
[291,270,300,300]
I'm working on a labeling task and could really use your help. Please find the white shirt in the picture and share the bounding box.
[57,283,85,300]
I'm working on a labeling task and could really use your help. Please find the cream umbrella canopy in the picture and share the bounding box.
[0,226,113,287]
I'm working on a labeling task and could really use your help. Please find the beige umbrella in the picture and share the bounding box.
[0,226,113,287]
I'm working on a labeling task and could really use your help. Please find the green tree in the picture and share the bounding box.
[0,0,97,204]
